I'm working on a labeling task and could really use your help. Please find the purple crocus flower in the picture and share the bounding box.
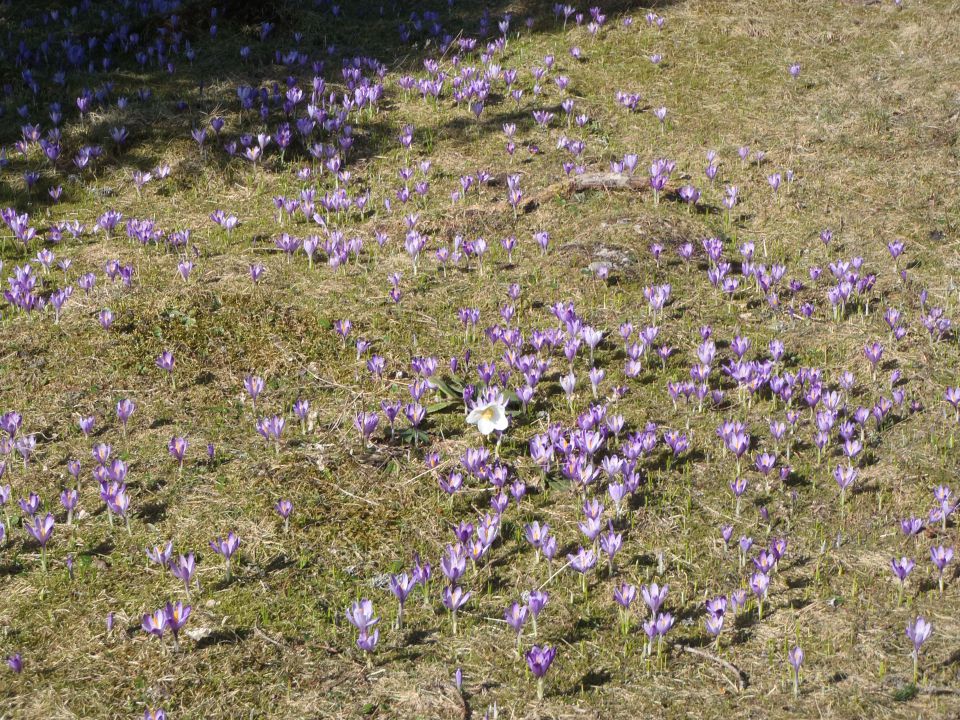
[504,602,528,652]
[7,654,22,673]
[210,532,240,581]
[116,399,136,435]
[834,464,857,509]
[156,351,175,386]
[146,541,174,568]
[275,499,293,532]
[599,522,623,574]
[525,644,556,700]
[170,553,197,595]
[168,436,188,471]
[614,583,636,635]
[98,309,114,330]
[385,568,413,615]
[293,399,310,432]
[749,571,770,618]
[165,601,191,651]
[641,582,668,615]
[78,416,95,437]
[900,516,924,538]
[788,646,804,696]
[356,627,379,655]
[567,547,596,593]
[346,599,379,637]
[26,513,54,571]
[441,544,467,583]
[256,416,286,454]
[442,585,471,635]
[655,612,675,639]
[19,492,41,517]
[527,589,548,637]
[142,608,168,639]
[863,342,884,379]
[704,608,724,645]
[930,545,954,595]
[354,411,379,445]
[905,617,932,682]
[244,375,264,408]
[614,583,637,611]
[60,488,78,525]
[643,611,674,656]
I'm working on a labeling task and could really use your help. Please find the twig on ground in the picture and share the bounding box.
[680,645,748,692]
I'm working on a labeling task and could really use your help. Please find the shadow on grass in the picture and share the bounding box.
[0,0,687,216]
[195,626,252,649]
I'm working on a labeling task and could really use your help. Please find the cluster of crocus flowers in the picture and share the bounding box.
[640,583,674,657]
[345,599,380,661]
[142,602,192,652]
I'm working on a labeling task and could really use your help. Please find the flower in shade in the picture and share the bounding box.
[7,654,22,673]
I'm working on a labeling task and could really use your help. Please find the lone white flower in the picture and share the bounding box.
[466,394,509,436]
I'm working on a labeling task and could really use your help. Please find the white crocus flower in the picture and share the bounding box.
[466,394,509,436]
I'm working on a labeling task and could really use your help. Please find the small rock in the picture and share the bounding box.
[186,627,212,641]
